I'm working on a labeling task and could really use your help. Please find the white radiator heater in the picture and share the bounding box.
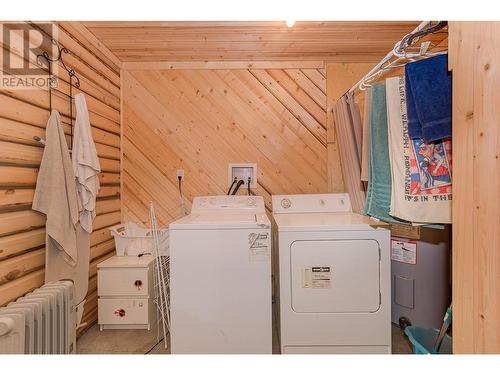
[0,280,76,354]
[0,313,24,354]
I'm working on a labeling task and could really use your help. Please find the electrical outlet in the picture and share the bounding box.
[176,169,185,181]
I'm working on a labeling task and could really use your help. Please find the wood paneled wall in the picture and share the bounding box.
[0,22,121,332]
[449,21,500,353]
[325,62,375,192]
[122,66,329,225]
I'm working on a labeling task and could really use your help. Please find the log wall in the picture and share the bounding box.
[0,22,121,333]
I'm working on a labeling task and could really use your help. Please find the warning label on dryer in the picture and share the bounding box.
[302,266,331,289]
[248,232,270,261]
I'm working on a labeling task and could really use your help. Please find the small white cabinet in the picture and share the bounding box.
[97,255,156,330]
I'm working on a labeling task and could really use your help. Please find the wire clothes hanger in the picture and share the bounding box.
[33,38,81,149]
[350,21,448,94]
[397,21,448,54]
[359,57,412,91]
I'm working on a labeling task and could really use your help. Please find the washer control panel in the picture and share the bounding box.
[192,195,265,214]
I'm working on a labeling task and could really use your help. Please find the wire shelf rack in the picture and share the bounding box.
[149,203,171,350]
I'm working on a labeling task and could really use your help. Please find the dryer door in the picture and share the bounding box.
[290,239,381,313]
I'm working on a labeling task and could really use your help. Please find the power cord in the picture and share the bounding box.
[178,175,188,216]
[144,337,165,354]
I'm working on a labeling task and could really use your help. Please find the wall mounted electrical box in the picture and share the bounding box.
[228,163,257,189]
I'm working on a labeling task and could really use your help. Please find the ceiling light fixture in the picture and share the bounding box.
[286,20,295,28]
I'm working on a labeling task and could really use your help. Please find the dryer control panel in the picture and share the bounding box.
[272,193,352,214]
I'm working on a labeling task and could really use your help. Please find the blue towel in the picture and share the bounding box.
[405,54,452,142]
[364,83,407,224]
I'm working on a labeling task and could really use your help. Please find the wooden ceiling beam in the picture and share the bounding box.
[122,60,325,70]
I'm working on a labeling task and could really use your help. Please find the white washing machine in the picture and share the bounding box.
[169,195,272,354]
[272,193,391,354]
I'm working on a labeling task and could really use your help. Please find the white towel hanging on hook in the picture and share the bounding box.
[72,93,101,233]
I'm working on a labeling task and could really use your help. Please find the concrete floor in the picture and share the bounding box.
[77,324,170,354]
[391,323,413,354]
[77,323,412,354]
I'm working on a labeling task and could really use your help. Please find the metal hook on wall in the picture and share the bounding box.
[35,38,80,149]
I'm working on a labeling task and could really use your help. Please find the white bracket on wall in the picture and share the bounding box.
[228,163,258,189]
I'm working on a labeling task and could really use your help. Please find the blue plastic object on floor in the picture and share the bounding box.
[404,326,452,354]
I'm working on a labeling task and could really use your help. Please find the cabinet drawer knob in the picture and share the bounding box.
[134,280,143,290]
[114,308,126,317]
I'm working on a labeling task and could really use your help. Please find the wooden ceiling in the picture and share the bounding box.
[83,21,420,62]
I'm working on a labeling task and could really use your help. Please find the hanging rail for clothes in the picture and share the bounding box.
[347,21,448,95]
[33,38,81,149]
